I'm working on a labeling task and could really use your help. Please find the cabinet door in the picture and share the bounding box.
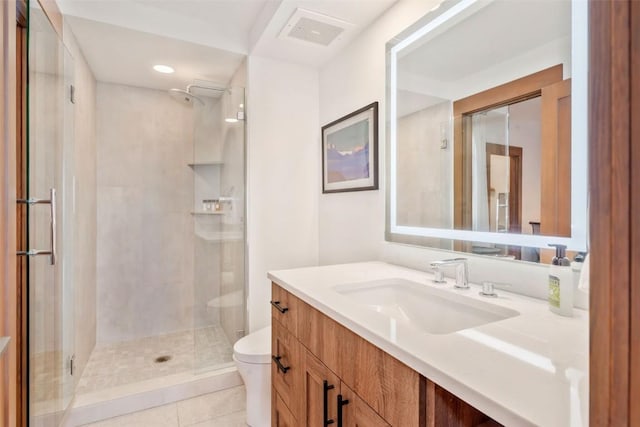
[272,283,299,335]
[302,349,340,427]
[339,382,390,427]
[298,300,343,374]
[273,391,297,427]
[427,381,502,427]
[272,318,302,420]
[340,326,422,425]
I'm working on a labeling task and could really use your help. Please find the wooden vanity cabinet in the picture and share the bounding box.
[300,346,388,427]
[427,381,502,427]
[273,392,297,427]
[272,319,303,420]
[271,282,299,335]
[340,381,390,427]
[271,283,502,427]
[301,348,340,426]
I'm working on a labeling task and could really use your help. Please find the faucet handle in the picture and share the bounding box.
[479,281,511,298]
[431,265,446,284]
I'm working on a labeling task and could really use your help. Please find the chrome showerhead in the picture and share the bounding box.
[168,88,205,106]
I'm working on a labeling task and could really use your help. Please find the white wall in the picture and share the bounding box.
[509,98,542,234]
[246,56,320,331]
[318,0,587,309]
[318,0,440,265]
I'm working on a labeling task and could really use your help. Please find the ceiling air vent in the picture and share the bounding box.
[279,8,352,47]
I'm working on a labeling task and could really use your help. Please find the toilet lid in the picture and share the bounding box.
[233,326,271,364]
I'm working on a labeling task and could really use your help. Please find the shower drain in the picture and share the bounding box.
[154,355,172,363]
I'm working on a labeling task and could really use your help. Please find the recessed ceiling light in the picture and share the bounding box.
[225,118,239,123]
[153,64,175,74]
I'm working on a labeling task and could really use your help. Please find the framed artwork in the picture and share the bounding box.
[322,102,379,193]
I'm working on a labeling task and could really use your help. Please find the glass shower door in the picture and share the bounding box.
[192,86,246,373]
[218,86,246,351]
[26,3,75,425]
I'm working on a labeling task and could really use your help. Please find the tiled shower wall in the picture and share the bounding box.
[96,83,195,344]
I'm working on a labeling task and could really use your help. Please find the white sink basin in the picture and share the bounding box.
[334,278,519,335]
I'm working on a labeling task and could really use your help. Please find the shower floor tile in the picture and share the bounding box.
[77,326,233,395]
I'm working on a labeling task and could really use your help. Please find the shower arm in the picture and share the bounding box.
[186,84,226,94]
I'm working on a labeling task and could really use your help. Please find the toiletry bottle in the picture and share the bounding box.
[548,244,573,317]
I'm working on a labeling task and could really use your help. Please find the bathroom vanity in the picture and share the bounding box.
[269,262,588,426]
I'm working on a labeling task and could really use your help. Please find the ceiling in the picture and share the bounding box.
[251,0,396,66]
[60,0,397,90]
[393,0,572,115]
[66,16,246,91]
[58,0,272,55]
[399,1,571,82]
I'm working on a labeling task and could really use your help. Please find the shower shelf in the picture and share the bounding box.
[188,161,223,167]
[190,211,224,215]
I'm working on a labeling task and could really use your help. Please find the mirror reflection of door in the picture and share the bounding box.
[486,144,522,234]
[453,65,572,262]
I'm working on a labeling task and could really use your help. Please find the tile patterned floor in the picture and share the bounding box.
[80,386,247,427]
[77,326,234,394]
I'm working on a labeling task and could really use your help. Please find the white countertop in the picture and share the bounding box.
[268,261,588,427]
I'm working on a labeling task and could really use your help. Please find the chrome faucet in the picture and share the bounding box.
[429,258,469,289]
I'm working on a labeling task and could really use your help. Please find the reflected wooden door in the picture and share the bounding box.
[541,79,572,237]
[540,79,571,263]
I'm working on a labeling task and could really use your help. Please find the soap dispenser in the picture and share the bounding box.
[548,244,573,317]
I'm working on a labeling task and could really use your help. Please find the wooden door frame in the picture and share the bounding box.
[0,1,18,426]
[589,0,639,425]
[485,143,523,260]
[452,64,563,234]
[15,3,27,426]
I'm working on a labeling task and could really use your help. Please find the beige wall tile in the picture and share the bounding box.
[96,83,196,343]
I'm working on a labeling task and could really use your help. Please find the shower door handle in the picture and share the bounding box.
[17,188,56,265]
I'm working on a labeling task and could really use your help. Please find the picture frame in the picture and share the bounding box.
[321,102,379,193]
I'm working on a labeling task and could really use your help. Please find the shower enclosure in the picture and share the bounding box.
[74,85,247,399]
[25,2,247,422]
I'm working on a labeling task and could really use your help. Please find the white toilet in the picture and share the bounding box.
[233,326,271,427]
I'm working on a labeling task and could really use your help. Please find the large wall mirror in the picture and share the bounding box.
[386,0,588,263]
